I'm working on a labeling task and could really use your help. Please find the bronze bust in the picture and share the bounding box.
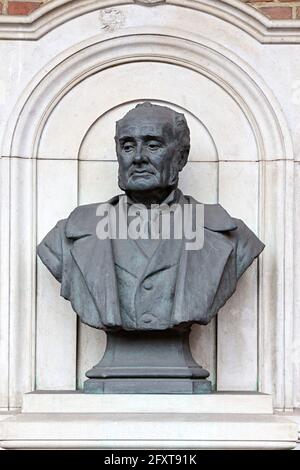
[38,102,264,393]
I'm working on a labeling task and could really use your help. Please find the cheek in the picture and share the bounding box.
[118,156,131,173]
[161,152,176,174]
[151,150,173,171]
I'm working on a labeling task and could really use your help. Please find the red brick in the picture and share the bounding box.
[8,1,42,15]
[259,6,292,19]
[0,2,3,15]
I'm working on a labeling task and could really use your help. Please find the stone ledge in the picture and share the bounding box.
[22,391,273,414]
[0,412,297,449]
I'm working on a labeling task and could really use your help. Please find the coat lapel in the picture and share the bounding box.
[143,238,183,279]
[112,237,149,279]
[66,200,122,327]
[172,228,236,325]
[171,198,237,326]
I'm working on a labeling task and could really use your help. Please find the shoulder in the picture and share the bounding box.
[230,218,265,278]
[182,194,264,278]
[183,194,237,232]
[65,195,122,238]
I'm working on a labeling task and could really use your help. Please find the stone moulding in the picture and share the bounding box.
[134,0,166,5]
[2,30,293,158]
[0,0,299,42]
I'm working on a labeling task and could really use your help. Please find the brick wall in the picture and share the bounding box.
[244,0,300,19]
[0,0,299,19]
[0,0,46,15]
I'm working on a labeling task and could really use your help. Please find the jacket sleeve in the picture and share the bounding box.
[37,219,67,283]
[233,218,265,280]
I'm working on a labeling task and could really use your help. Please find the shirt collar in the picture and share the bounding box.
[125,188,182,208]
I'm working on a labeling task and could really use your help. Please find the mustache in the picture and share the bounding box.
[128,165,156,177]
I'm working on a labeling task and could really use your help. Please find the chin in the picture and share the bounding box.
[126,178,159,192]
[127,185,158,192]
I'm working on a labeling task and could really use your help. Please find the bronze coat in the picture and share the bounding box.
[37,192,264,331]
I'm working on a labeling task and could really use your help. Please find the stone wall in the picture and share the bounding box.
[0,0,300,19]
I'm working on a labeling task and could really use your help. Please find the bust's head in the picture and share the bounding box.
[115,102,190,200]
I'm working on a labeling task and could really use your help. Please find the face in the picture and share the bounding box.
[116,115,180,192]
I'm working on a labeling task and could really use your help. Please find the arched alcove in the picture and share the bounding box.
[3,31,291,158]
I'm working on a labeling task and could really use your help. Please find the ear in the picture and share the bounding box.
[177,147,190,171]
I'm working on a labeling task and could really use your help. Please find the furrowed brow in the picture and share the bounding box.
[118,136,136,142]
[143,135,164,142]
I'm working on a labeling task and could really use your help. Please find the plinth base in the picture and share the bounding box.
[85,329,211,394]
[84,378,212,394]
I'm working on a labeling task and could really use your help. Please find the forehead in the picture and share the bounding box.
[116,115,174,139]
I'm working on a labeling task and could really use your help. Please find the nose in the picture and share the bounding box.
[133,143,147,163]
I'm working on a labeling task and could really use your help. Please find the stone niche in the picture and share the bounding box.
[0,0,299,449]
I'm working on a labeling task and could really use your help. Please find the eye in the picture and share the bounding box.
[123,142,135,152]
[148,142,161,151]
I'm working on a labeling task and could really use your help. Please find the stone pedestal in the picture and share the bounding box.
[84,329,211,394]
[0,392,297,450]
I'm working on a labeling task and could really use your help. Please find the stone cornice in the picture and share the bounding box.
[0,0,299,42]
